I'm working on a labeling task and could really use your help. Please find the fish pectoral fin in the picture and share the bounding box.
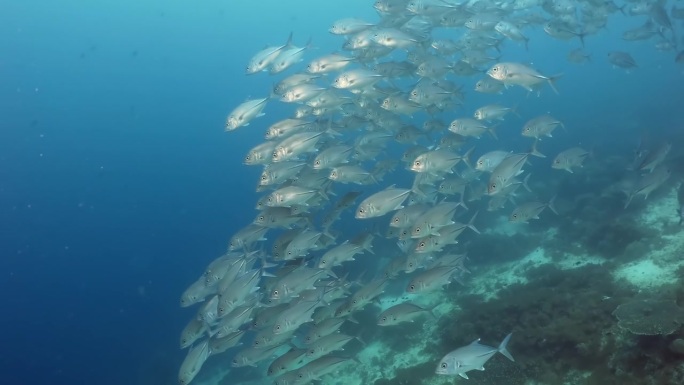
[477,366,485,371]
[458,373,469,379]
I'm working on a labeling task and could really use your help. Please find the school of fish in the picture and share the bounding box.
[179,0,682,384]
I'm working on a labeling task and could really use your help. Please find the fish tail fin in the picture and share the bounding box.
[530,140,546,158]
[511,103,522,118]
[488,125,499,140]
[284,31,294,48]
[547,74,563,95]
[361,233,375,255]
[522,173,532,193]
[498,333,515,362]
[577,31,586,48]
[467,211,481,234]
[548,195,559,215]
[461,147,475,169]
[624,193,635,209]
[458,193,469,211]
[305,36,314,50]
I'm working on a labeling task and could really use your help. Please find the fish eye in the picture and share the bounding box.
[513,214,518,218]
[409,284,415,291]
[275,325,281,330]
[382,317,387,322]
[393,218,399,223]
[273,290,279,295]
[441,362,448,369]
[415,228,420,233]
[414,160,421,166]
[419,242,425,247]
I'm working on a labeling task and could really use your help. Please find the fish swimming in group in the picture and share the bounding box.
[177,1,681,384]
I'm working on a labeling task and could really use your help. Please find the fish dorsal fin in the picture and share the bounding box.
[469,338,481,345]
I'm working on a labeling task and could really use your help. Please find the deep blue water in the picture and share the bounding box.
[2,1,684,385]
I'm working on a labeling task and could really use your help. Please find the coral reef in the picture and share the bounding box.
[613,299,684,335]
[431,263,684,384]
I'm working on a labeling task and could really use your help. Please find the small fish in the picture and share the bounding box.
[624,166,671,208]
[436,333,514,379]
[225,98,268,131]
[552,147,590,173]
[475,150,511,173]
[246,33,293,74]
[406,265,463,293]
[494,21,529,50]
[356,185,412,219]
[273,300,321,334]
[487,62,561,94]
[607,51,637,69]
[522,114,564,139]
[178,340,211,385]
[267,348,307,377]
[333,69,383,90]
[329,18,375,35]
[509,196,558,223]
[377,302,434,326]
[567,48,591,64]
[474,104,517,121]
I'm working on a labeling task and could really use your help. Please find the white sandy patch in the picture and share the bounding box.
[612,188,684,290]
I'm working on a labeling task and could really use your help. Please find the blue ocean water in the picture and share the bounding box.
[2,1,684,385]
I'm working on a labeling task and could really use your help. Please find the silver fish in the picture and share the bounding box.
[225,98,268,131]
[355,185,412,219]
[303,317,348,345]
[246,33,293,74]
[552,147,590,173]
[178,340,210,385]
[436,334,514,379]
[273,300,322,334]
[267,348,308,377]
[509,197,558,223]
[608,51,638,69]
[377,302,434,326]
[406,265,463,293]
[522,114,564,139]
[487,62,561,94]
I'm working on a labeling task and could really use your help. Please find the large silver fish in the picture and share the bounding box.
[225,98,268,131]
[436,334,514,379]
[355,185,412,219]
[178,340,210,385]
[487,62,561,94]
